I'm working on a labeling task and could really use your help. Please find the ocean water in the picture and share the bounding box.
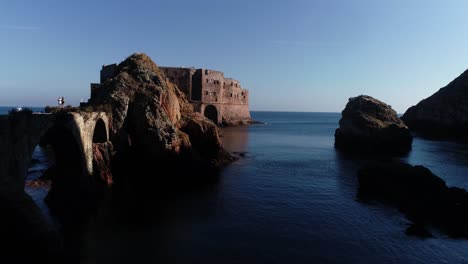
[26,111,468,263]
[0,106,45,115]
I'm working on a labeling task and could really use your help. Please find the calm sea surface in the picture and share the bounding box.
[25,111,468,263]
[0,106,44,115]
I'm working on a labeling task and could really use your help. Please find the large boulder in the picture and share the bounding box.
[335,95,412,154]
[402,69,468,138]
[358,161,468,238]
[88,53,232,167]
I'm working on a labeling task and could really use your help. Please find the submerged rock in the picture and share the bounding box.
[335,95,412,154]
[358,161,468,238]
[402,69,468,138]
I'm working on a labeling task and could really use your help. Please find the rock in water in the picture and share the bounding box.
[335,95,412,154]
[402,69,468,138]
[88,53,232,168]
[358,161,468,238]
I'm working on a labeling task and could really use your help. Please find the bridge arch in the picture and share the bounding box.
[93,118,108,143]
[0,111,111,187]
[204,104,218,124]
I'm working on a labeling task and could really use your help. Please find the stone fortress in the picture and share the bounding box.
[91,64,251,125]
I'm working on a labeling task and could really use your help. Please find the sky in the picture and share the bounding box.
[2,0,468,113]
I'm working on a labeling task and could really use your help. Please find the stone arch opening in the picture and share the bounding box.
[25,121,86,207]
[41,122,84,174]
[204,105,218,124]
[93,119,107,143]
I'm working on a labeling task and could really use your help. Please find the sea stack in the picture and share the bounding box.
[402,69,468,138]
[335,95,412,154]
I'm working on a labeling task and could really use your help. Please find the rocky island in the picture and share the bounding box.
[92,58,252,126]
[335,95,412,154]
[0,53,248,262]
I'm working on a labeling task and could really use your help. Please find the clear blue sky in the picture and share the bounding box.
[2,0,468,113]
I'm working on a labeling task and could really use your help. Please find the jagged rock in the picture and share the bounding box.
[88,53,232,168]
[92,142,113,187]
[335,95,412,154]
[358,161,468,238]
[402,70,468,138]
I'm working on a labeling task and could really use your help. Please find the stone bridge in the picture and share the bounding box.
[0,111,110,186]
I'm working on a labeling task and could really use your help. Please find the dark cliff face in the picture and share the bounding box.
[402,69,468,138]
[335,95,412,154]
[88,53,232,169]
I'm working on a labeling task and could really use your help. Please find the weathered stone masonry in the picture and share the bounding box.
[92,64,251,125]
[0,112,110,185]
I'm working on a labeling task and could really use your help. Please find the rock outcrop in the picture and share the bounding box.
[88,53,232,172]
[0,187,61,263]
[92,142,113,188]
[402,69,468,138]
[358,161,468,238]
[335,95,412,154]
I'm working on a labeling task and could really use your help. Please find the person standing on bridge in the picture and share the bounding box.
[58,96,65,107]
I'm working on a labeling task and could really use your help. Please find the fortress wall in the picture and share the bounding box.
[201,69,224,104]
[90,83,101,101]
[223,78,249,105]
[160,67,194,96]
[100,64,118,83]
[220,103,251,125]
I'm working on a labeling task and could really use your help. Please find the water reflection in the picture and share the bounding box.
[219,126,250,153]
[402,136,468,189]
[24,146,56,226]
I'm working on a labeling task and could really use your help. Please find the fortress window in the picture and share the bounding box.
[205,70,209,75]
[206,79,209,83]
[206,91,209,95]
[230,93,233,97]
[241,91,244,96]
[214,91,216,95]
